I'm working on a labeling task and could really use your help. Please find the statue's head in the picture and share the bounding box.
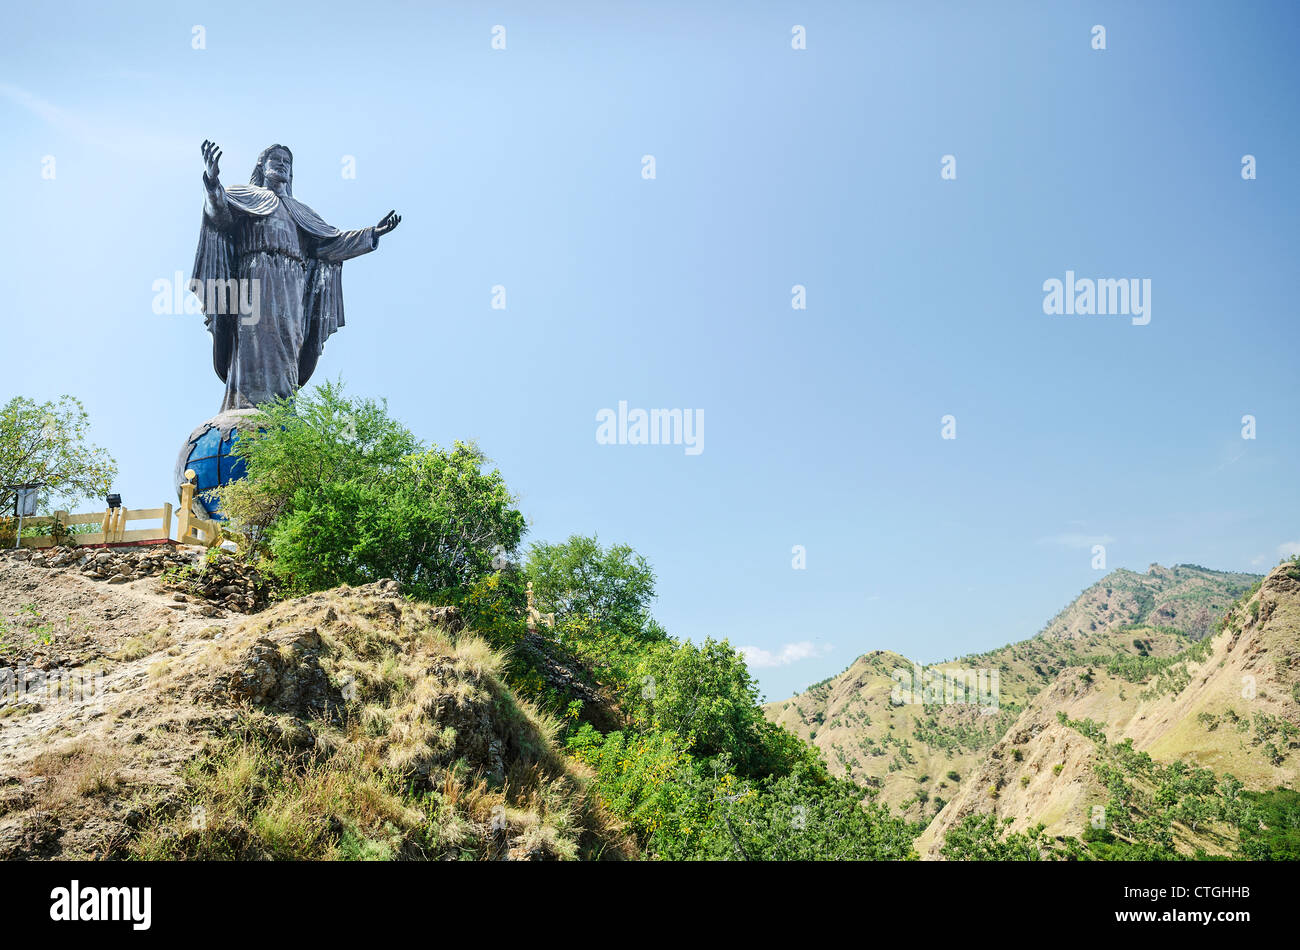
[250,144,293,195]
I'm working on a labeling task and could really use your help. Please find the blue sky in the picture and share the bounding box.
[2,1,1297,701]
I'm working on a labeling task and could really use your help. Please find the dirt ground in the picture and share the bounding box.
[0,549,243,857]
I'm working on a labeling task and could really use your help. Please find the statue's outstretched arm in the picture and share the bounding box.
[200,139,234,230]
[314,227,379,263]
[314,212,399,263]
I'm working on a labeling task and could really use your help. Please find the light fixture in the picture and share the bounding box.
[106,493,122,509]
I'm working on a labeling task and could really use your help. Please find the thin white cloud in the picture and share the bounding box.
[1038,532,1115,549]
[740,641,832,669]
[1209,448,1248,475]
[1278,541,1300,558]
[0,82,188,157]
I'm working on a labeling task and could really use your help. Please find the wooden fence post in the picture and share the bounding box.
[178,470,196,543]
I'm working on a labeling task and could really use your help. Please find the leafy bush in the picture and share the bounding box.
[217,383,524,600]
[1238,787,1300,860]
[214,381,420,545]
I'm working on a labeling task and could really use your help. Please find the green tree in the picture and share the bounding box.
[527,534,657,634]
[1238,788,1300,860]
[567,725,915,860]
[0,395,116,516]
[524,535,669,700]
[630,637,814,778]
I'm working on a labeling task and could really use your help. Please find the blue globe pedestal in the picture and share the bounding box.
[174,409,262,520]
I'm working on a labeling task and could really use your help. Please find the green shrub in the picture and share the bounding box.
[940,814,1049,860]
[567,724,918,860]
[216,383,524,601]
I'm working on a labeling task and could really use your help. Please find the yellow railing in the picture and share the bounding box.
[7,505,173,548]
[175,469,236,549]
[3,471,241,551]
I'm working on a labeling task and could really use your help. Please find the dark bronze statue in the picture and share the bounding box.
[191,141,400,411]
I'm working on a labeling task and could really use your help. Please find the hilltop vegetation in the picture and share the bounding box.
[515,537,918,858]
[99,385,919,859]
[218,388,925,859]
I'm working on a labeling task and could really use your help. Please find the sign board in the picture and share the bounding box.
[16,488,38,517]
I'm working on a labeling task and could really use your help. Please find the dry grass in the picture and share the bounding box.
[110,627,174,662]
[128,586,636,861]
[28,742,124,806]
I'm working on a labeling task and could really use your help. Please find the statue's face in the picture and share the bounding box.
[263,148,292,184]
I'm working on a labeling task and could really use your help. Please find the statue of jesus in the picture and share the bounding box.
[190,141,401,411]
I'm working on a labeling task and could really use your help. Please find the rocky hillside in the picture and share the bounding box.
[916,560,1300,858]
[0,546,633,860]
[1034,563,1256,642]
[764,564,1261,820]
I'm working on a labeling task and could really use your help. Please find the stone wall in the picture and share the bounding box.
[5,544,272,614]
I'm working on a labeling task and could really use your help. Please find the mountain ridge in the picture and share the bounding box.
[764,563,1265,821]
[916,560,1300,858]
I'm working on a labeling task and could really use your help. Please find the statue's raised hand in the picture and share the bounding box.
[201,140,222,183]
[375,210,401,236]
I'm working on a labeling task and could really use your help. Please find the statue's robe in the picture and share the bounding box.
[191,177,378,410]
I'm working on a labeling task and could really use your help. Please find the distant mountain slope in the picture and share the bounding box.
[765,649,1019,816]
[917,561,1300,858]
[763,563,1261,820]
[1034,563,1256,642]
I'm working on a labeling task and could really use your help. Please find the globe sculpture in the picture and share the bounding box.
[173,409,261,520]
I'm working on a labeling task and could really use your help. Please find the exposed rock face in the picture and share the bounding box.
[516,631,616,730]
[207,626,343,721]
